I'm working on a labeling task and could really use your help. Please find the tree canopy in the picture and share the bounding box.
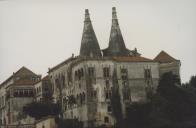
[23,101,61,120]
[124,72,196,128]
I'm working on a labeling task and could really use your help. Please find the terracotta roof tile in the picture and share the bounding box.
[0,66,38,86]
[42,75,49,81]
[113,56,154,62]
[154,51,178,63]
[13,80,35,85]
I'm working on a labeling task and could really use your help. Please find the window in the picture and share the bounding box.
[122,81,127,86]
[75,71,78,80]
[107,106,112,112]
[123,88,130,100]
[105,90,112,99]
[80,93,83,104]
[121,68,128,80]
[29,90,33,96]
[104,116,109,123]
[78,70,81,80]
[121,68,127,73]
[103,67,110,78]
[19,90,23,96]
[82,92,86,102]
[81,68,84,77]
[106,92,109,99]
[2,96,4,106]
[105,80,109,87]
[39,87,41,93]
[55,79,60,89]
[24,90,28,96]
[91,91,96,98]
[88,67,95,77]
[144,69,151,79]
[62,75,65,87]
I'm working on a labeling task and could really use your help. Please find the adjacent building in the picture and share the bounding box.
[34,75,53,102]
[0,67,41,126]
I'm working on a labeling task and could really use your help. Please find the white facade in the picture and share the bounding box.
[48,57,160,127]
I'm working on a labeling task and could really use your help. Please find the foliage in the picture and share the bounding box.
[189,75,196,87]
[125,102,152,128]
[182,75,196,88]
[23,101,61,120]
[124,72,196,128]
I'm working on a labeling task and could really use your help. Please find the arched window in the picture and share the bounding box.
[76,94,79,104]
[82,92,85,102]
[75,71,78,80]
[103,67,110,78]
[81,68,84,77]
[104,116,109,123]
[80,93,82,104]
[61,75,65,87]
[55,79,60,90]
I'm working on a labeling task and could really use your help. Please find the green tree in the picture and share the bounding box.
[153,72,196,127]
[124,72,196,128]
[23,101,61,120]
[190,75,196,88]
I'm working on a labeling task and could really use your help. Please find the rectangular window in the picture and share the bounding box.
[144,69,151,79]
[105,90,112,99]
[104,116,109,123]
[105,80,109,87]
[81,68,84,77]
[88,67,95,77]
[121,68,128,80]
[106,92,109,99]
[75,71,78,80]
[108,106,112,112]
[103,67,110,78]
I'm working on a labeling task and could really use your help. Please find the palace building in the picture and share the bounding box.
[48,7,180,127]
[0,7,180,128]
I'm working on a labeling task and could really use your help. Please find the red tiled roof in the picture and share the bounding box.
[0,66,37,86]
[154,51,177,63]
[113,56,154,62]
[42,75,49,81]
[13,80,35,85]
[5,79,35,89]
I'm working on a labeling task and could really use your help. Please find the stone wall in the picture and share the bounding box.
[159,61,181,77]
[35,116,56,128]
[48,58,160,127]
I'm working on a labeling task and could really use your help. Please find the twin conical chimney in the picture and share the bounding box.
[79,7,135,57]
[79,9,102,57]
[102,7,131,57]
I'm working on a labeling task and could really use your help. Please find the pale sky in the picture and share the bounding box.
[0,0,196,83]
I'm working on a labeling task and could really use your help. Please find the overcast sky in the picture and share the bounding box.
[0,0,196,83]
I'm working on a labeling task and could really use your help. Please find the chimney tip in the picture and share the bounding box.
[85,9,89,14]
